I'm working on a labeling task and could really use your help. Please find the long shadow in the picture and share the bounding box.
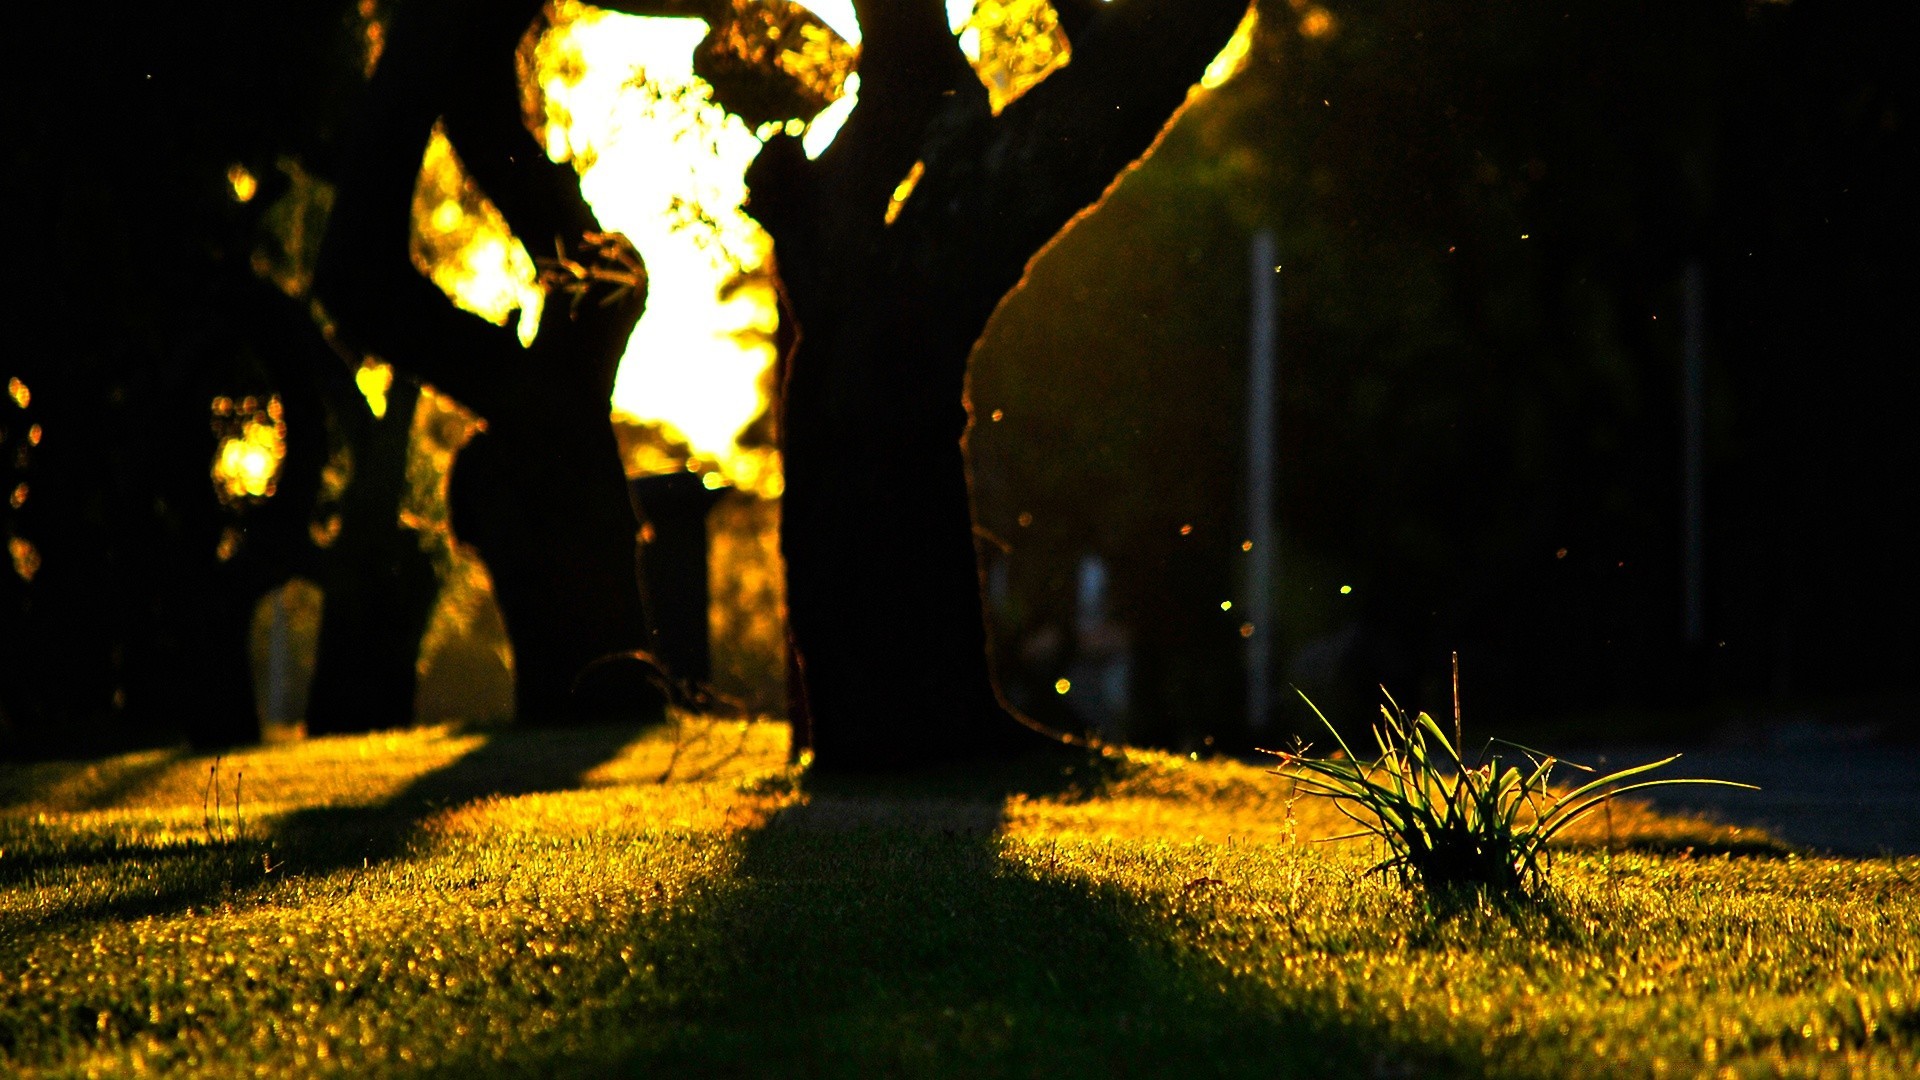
[0,748,188,813]
[0,722,646,946]
[452,761,1477,1079]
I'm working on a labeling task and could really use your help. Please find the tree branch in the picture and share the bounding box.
[440,49,599,254]
[313,0,535,419]
[901,0,1252,296]
[815,0,984,228]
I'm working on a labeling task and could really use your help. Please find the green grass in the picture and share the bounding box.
[0,719,1914,1077]
[1277,689,1759,899]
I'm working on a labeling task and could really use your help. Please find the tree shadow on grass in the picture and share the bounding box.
[0,722,647,946]
[0,747,189,812]
[539,764,1474,1079]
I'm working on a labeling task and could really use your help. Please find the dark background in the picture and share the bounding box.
[968,0,1918,747]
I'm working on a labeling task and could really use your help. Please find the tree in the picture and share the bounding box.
[315,0,665,725]
[2,0,384,754]
[737,0,1253,768]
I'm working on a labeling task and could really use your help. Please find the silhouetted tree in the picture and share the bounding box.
[730,0,1253,768]
[1,1,381,753]
[315,0,664,725]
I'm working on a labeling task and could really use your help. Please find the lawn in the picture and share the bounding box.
[1,718,1915,1077]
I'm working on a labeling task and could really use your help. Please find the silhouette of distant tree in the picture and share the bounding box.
[0,1,382,753]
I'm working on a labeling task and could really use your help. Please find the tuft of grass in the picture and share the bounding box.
[1272,684,1758,900]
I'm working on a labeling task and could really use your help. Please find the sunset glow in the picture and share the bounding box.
[528,5,781,484]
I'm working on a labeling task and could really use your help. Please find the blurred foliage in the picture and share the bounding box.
[971,0,1918,745]
[408,123,545,342]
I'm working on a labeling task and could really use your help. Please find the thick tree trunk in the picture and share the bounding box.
[449,407,661,723]
[315,0,663,727]
[305,381,440,734]
[778,281,1026,766]
[747,0,1252,769]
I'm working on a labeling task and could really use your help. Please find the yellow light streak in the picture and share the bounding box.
[885,160,925,225]
[802,71,858,159]
[1201,8,1257,89]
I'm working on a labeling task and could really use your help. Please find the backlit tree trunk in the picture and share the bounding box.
[305,379,440,735]
[745,0,1252,769]
[315,0,661,725]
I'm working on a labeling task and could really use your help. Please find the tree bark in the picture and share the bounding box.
[745,0,1251,769]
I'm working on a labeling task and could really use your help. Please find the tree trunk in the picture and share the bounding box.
[314,0,663,727]
[305,380,440,734]
[778,276,1027,767]
[746,0,1253,769]
[449,407,662,723]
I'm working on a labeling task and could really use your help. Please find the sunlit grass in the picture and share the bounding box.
[1275,688,1759,900]
[1,720,1914,1077]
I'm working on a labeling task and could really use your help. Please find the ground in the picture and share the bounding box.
[1,718,1916,1077]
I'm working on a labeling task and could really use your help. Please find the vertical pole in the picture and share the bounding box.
[1247,230,1278,733]
[1682,262,1706,647]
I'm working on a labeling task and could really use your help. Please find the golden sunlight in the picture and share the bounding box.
[211,396,287,504]
[356,358,394,420]
[409,125,545,348]
[959,0,1071,114]
[1201,8,1257,89]
[533,4,781,483]
[403,2,1118,493]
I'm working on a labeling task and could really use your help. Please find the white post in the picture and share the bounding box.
[1682,262,1705,647]
[1247,230,1279,733]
